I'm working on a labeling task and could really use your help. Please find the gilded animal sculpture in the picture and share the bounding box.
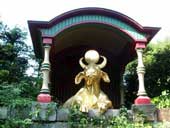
[63,50,113,113]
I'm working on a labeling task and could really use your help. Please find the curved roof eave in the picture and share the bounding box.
[28,7,160,33]
[28,7,161,58]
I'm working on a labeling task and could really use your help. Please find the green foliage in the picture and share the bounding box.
[144,41,170,97]
[111,109,131,128]
[0,118,32,128]
[10,98,32,109]
[0,78,40,128]
[0,82,33,128]
[68,105,161,128]
[152,90,170,108]
[0,82,21,106]
[68,105,89,127]
[0,22,31,83]
[0,21,40,82]
[0,88,33,128]
[132,106,147,126]
[0,21,41,106]
[0,21,41,128]
[0,79,40,106]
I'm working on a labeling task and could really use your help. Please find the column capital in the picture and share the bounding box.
[42,37,53,45]
[135,41,147,49]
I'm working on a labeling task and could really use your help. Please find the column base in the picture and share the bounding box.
[132,104,157,122]
[135,96,151,104]
[37,93,51,103]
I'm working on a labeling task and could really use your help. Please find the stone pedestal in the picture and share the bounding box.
[104,109,120,117]
[132,104,157,122]
[31,102,57,121]
[87,109,121,118]
[57,108,70,121]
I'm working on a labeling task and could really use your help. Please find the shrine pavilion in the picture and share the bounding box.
[28,7,160,108]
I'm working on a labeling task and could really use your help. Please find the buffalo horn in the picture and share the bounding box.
[98,56,107,69]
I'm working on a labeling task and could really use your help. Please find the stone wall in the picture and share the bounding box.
[0,102,162,128]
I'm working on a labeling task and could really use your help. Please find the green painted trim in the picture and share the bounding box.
[40,89,50,93]
[44,45,51,48]
[42,63,50,67]
[137,67,145,73]
[41,15,146,40]
[41,63,50,70]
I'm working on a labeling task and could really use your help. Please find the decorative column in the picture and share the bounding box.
[134,42,151,104]
[120,84,125,105]
[37,38,52,103]
[120,72,126,105]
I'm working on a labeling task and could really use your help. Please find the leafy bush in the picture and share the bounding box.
[0,118,32,128]
[0,21,40,128]
[68,105,89,127]
[68,105,158,128]
[152,90,170,108]
[0,83,21,106]
[0,79,40,106]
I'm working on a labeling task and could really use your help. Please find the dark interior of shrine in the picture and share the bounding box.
[49,23,135,108]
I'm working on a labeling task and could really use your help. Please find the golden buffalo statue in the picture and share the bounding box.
[63,50,113,113]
